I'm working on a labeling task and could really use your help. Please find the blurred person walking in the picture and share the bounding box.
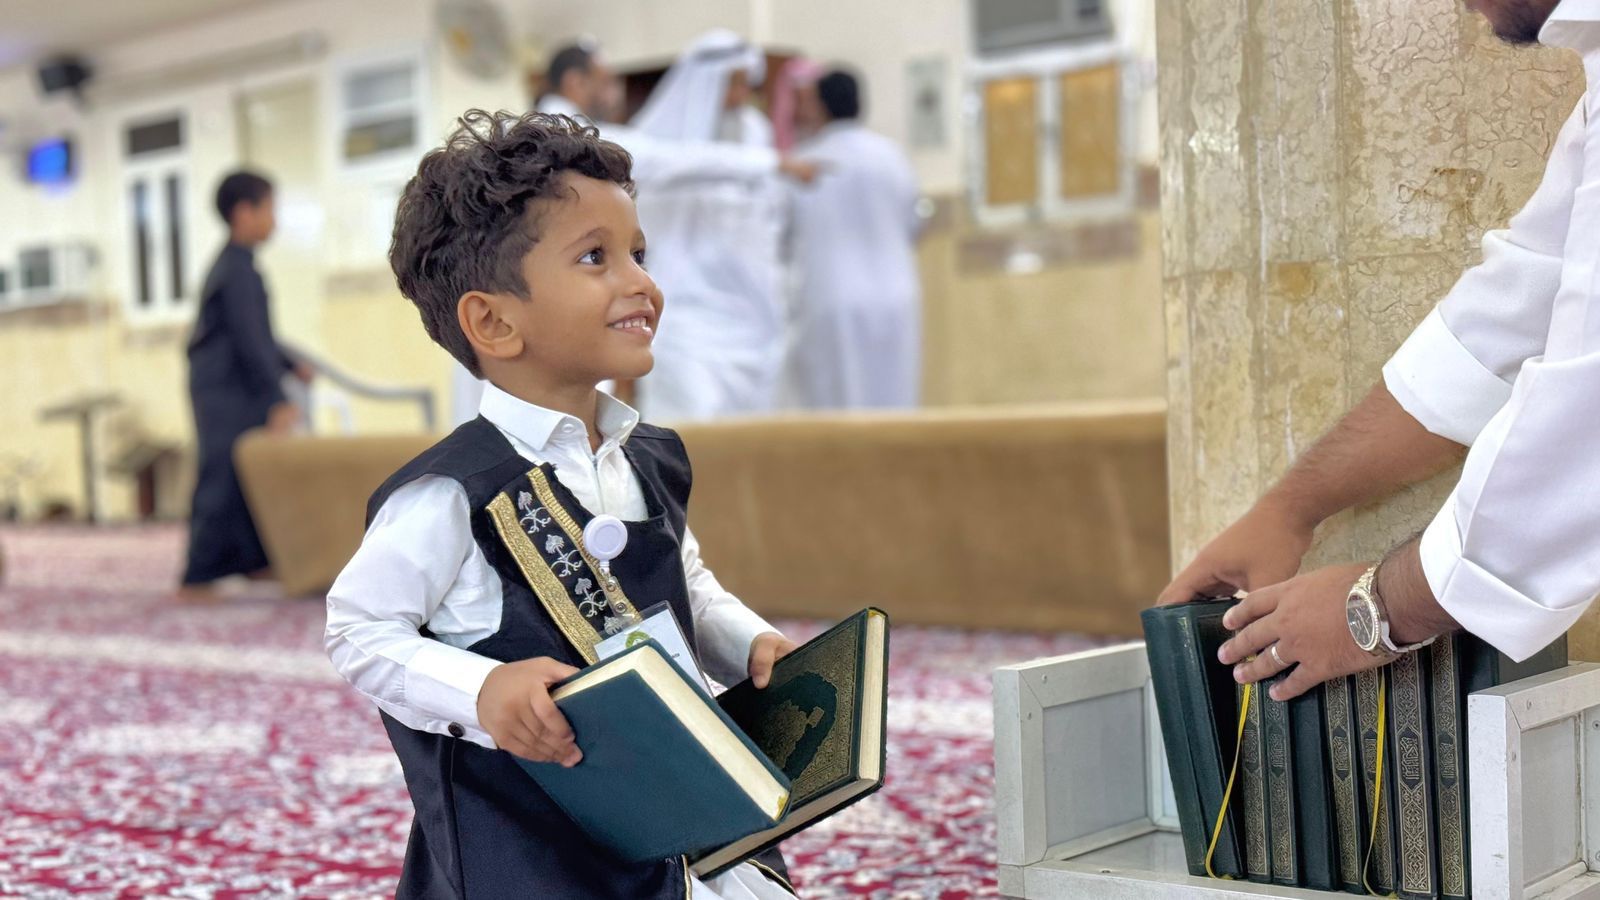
[180,170,308,593]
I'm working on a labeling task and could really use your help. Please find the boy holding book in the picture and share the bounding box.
[325,109,798,899]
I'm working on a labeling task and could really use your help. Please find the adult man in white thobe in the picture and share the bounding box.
[784,69,923,410]
[1159,0,1600,702]
[448,39,812,426]
[627,30,792,422]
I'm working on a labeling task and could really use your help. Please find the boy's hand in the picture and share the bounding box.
[477,657,583,766]
[748,632,798,689]
[266,402,300,435]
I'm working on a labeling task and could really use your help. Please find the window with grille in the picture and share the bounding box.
[337,55,425,167]
[122,113,190,319]
[967,3,1130,225]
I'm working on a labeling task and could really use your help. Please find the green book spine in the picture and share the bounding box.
[1185,603,1245,878]
[1289,685,1338,891]
[1355,667,1396,894]
[1142,610,1208,875]
[1388,649,1437,900]
[1141,600,1244,878]
[1430,633,1568,900]
[1324,677,1369,894]
[1237,682,1271,883]
[1431,636,1469,900]
[1262,691,1298,886]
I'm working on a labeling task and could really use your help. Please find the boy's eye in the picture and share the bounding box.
[632,249,647,268]
[579,247,603,265]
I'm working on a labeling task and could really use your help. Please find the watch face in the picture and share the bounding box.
[1346,597,1379,653]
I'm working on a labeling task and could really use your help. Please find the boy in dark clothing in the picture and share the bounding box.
[182,170,308,589]
[324,110,798,899]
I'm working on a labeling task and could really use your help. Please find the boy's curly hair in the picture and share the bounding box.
[389,109,634,376]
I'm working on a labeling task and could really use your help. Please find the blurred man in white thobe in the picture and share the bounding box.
[627,30,791,422]
[783,69,923,410]
[448,38,812,426]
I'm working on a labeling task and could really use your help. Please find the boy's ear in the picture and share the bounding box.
[457,291,525,366]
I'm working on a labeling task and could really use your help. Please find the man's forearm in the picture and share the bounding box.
[1376,536,1459,646]
[1261,382,1466,529]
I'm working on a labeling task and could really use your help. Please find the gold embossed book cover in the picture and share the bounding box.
[691,608,889,878]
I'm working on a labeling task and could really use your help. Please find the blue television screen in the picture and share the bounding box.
[27,138,73,185]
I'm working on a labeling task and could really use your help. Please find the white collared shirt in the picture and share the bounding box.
[324,383,777,748]
[1382,1,1600,661]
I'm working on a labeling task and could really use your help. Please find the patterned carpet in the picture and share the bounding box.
[0,526,1102,899]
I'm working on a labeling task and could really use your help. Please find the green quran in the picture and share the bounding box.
[690,607,890,878]
[1143,601,1567,897]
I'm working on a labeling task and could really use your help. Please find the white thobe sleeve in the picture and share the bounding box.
[1412,96,1600,662]
[1382,100,1588,445]
[680,525,779,687]
[325,476,504,749]
[607,124,779,188]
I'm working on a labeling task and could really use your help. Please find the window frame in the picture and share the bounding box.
[118,109,194,325]
[966,41,1136,229]
[328,48,431,179]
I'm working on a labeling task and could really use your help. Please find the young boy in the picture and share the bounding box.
[183,170,309,592]
[324,110,799,899]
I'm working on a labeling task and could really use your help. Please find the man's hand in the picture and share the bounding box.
[477,657,583,765]
[748,632,799,689]
[1157,494,1316,605]
[266,402,301,435]
[1216,563,1378,701]
[778,158,822,184]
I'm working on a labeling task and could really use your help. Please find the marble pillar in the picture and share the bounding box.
[1157,2,1596,653]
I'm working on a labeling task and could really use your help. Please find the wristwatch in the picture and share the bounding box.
[1345,564,1436,656]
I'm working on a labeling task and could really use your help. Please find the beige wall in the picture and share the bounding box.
[921,206,1164,405]
[1158,2,1583,571]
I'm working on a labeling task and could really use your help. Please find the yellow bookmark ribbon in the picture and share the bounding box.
[1204,680,1252,879]
[1363,669,1398,898]
[1205,666,1397,896]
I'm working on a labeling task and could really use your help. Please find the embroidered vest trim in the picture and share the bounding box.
[485,464,643,663]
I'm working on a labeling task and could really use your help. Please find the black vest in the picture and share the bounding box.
[365,417,790,899]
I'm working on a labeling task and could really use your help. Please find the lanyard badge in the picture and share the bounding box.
[582,514,628,590]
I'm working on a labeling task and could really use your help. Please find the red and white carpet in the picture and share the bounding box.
[0,526,1102,899]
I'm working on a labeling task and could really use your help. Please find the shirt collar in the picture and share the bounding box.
[1541,0,1600,52]
[478,381,640,453]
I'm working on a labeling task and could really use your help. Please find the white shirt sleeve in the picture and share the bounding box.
[324,476,504,749]
[1418,349,1600,661]
[1414,94,1600,662]
[680,524,779,687]
[606,124,779,188]
[1383,99,1588,445]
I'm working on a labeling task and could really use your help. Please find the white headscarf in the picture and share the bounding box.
[629,29,766,143]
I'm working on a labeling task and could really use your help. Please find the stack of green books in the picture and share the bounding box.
[1143,599,1566,897]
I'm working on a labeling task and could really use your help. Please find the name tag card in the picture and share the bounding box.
[595,602,712,697]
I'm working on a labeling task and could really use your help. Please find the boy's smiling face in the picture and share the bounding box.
[461,173,663,391]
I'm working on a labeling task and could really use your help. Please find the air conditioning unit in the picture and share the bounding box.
[12,242,96,306]
[973,0,1114,55]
